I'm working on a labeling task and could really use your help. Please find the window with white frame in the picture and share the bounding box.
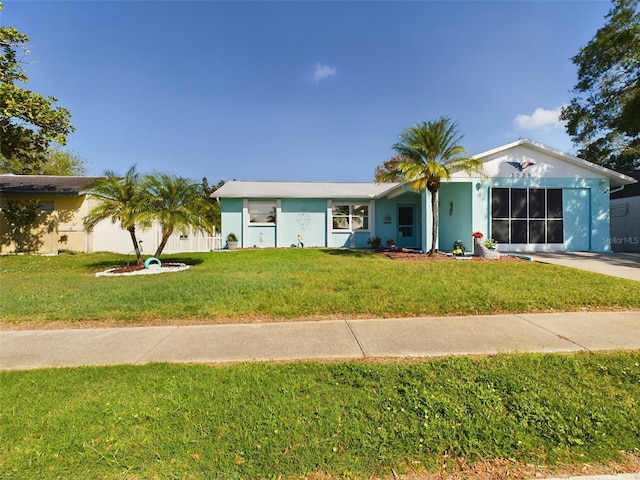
[249,201,276,224]
[332,204,369,230]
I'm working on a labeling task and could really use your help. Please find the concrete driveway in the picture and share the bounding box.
[531,252,640,281]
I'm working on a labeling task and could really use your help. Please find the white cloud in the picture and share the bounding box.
[513,106,566,131]
[312,63,336,83]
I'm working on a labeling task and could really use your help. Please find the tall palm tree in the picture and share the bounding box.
[84,166,151,266]
[378,117,484,256]
[145,172,216,258]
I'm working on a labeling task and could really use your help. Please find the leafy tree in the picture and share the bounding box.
[1,199,40,252]
[560,0,640,170]
[83,166,150,267]
[377,117,484,256]
[201,177,224,233]
[42,149,87,176]
[146,173,216,258]
[0,148,87,175]
[0,2,75,174]
[374,154,407,182]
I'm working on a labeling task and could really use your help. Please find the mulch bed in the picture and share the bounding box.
[107,263,186,274]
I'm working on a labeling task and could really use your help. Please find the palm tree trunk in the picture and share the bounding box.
[429,188,438,256]
[127,226,143,267]
[154,226,173,258]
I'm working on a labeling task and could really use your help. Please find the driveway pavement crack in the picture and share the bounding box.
[345,320,366,358]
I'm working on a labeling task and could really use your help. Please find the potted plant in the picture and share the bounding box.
[484,238,498,250]
[226,232,238,250]
[366,235,382,250]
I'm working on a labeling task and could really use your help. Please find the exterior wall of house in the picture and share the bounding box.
[222,196,418,249]
[0,193,88,254]
[449,145,614,253]
[55,195,90,252]
[458,177,610,253]
[375,192,422,248]
[610,172,640,253]
[488,177,608,252]
[610,196,640,252]
[280,198,326,247]
[438,182,473,253]
[221,198,244,248]
[471,180,490,246]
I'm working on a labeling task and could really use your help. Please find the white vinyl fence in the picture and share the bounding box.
[163,233,223,254]
[91,220,223,254]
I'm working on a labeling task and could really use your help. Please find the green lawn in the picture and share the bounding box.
[1,353,639,479]
[2,250,639,479]
[1,248,639,325]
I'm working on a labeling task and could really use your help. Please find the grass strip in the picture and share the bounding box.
[0,249,639,324]
[2,352,639,479]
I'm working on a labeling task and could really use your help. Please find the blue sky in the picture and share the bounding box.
[3,0,611,182]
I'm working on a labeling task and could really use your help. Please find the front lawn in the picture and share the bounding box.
[1,353,639,479]
[0,249,638,325]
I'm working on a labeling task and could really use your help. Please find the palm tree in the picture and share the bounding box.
[84,166,151,267]
[378,117,484,256]
[145,172,216,258]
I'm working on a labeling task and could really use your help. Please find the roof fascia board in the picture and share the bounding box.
[383,182,420,199]
[0,190,82,196]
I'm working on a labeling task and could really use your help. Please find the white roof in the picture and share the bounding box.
[473,139,637,187]
[214,181,403,199]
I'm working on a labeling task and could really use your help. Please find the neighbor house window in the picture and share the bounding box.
[39,201,54,212]
[491,188,563,244]
[249,201,276,224]
[332,204,368,230]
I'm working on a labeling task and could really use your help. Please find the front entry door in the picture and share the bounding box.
[397,205,415,247]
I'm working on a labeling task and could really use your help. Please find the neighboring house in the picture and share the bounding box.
[0,174,221,255]
[609,170,640,253]
[0,174,100,254]
[214,139,637,253]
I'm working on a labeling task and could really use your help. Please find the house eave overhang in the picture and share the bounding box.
[214,181,406,200]
[0,175,102,197]
[381,182,421,199]
[1,189,83,197]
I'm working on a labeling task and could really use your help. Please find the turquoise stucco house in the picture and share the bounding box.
[214,139,637,253]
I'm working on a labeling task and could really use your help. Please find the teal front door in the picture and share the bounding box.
[397,205,415,247]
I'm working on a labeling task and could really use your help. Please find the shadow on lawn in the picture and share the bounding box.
[321,248,372,258]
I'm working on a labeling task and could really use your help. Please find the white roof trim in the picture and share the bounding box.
[474,138,636,186]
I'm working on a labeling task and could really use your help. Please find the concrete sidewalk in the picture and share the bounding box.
[2,311,639,370]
